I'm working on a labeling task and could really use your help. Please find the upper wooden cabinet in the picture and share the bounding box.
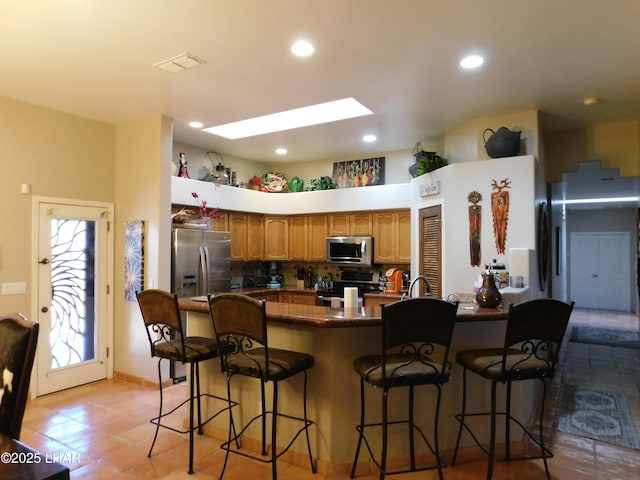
[329,213,373,236]
[289,216,308,261]
[264,216,289,260]
[307,215,328,261]
[247,214,265,260]
[373,210,411,264]
[229,213,264,261]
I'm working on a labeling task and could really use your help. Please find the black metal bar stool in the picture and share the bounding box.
[136,289,235,474]
[349,297,458,480]
[207,293,316,480]
[451,298,574,480]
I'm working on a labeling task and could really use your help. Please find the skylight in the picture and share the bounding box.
[202,98,373,139]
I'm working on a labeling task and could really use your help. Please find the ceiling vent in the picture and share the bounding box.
[153,53,206,73]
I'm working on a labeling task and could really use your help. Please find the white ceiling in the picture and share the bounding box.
[2,1,640,168]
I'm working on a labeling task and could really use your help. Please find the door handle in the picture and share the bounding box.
[41,307,48,313]
[39,258,50,264]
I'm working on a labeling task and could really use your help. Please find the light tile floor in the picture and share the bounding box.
[20,308,640,479]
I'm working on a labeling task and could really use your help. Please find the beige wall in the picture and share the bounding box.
[0,97,114,315]
[444,109,540,163]
[113,116,173,381]
[544,119,640,182]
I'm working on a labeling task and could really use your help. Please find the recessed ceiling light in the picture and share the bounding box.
[460,55,484,69]
[188,121,204,128]
[203,98,373,139]
[363,134,376,143]
[291,40,315,57]
[275,148,288,155]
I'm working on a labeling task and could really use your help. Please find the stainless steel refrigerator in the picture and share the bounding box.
[170,228,231,380]
[171,228,231,298]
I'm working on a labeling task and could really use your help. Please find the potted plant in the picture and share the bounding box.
[248,176,263,191]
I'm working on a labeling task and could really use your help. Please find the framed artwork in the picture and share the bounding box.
[124,220,144,301]
[332,157,385,188]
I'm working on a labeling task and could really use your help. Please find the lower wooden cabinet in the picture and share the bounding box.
[247,290,316,305]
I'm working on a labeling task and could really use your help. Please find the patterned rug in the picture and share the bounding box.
[557,385,639,449]
[569,326,639,349]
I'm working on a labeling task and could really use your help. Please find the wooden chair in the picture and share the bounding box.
[350,297,458,480]
[208,293,316,480]
[0,313,39,440]
[451,298,575,480]
[136,289,234,474]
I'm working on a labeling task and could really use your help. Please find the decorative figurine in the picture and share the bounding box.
[491,178,511,254]
[177,151,190,178]
[468,191,482,267]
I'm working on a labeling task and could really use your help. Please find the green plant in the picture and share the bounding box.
[416,154,448,175]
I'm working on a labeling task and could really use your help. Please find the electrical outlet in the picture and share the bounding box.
[2,282,27,295]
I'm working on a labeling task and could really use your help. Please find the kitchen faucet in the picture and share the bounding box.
[402,275,433,299]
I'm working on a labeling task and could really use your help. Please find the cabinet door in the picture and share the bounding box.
[229,213,247,260]
[350,213,373,235]
[278,293,293,304]
[210,211,228,232]
[373,211,395,263]
[329,214,350,236]
[308,215,328,261]
[264,216,289,260]
[246,215,264,260]
[396,210,411,263]
[289,216,308,261]
[292,293,317,305]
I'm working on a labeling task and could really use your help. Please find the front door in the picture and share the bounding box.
[34,198,113,396]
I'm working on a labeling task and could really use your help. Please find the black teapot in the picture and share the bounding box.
[483,127,522,158]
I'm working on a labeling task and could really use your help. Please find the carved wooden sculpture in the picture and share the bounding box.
[491,178,510,254]
[468,191,482,266]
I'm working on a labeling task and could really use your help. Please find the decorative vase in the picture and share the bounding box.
[475,272,502,308]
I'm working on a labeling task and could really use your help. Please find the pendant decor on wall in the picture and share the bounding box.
[491,178,511,254]
[537,201,548,291]
[468,191,482,266]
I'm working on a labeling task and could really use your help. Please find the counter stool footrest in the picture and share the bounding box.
[150,392,238,436]
[352,420,446,477]
[452,411,554,463]
[221,410,315,466]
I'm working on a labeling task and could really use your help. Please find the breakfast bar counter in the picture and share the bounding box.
[178,297,527,474]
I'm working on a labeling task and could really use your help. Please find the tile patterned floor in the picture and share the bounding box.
[20,308,640,479]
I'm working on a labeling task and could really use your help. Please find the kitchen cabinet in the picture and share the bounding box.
[308,215,328,261]
[373,209,411,264]
[210,211,228,232]
[277,291,316,305]
[264,215,289,260]
[230,213,264,260]
[329,212,372,236]
[247,214,264,260]
[289,216,308,261]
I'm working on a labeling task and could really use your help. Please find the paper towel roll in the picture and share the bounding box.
[344,287,358,309]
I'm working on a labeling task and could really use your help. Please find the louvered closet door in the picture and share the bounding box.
[419,205,442,298]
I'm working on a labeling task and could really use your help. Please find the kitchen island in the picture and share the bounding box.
[178,297,530,475]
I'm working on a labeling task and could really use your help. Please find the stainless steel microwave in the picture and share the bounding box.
[326,236,374,266]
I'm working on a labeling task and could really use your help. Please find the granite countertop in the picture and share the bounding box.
[178,296,509,328]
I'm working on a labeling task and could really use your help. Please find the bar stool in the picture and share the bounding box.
[136,289,234,474]
[451,298,574,480]
[349,297,458,480]
[207,293,316,480]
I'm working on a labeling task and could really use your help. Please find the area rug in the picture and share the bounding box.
[569,326,640,349]
[557,385,639,449]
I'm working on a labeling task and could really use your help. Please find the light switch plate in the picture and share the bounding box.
[2,281,27,295]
